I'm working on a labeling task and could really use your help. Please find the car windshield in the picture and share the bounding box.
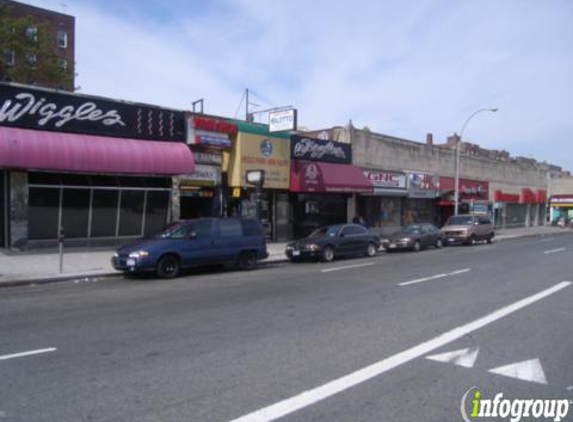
[154,223,192,239]
[446,216,474,225]
[308,225,341,238]
[402,225,421,233]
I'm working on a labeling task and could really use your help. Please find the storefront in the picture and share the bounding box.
[438,177,490,225]
[405,172,439,226]
[290,135,373,238]
[358,169,407,235]
[225,121,291,240]
[548,195,573,225]
[0,82,193,249]
[492,188,547,228]
[176,115,237,219]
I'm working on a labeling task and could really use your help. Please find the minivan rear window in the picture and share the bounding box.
[219,219,243,237]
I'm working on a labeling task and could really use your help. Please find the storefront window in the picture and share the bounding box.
[91,190,119,237]
[293,194,347,238]
[62,189,90,238]
[118,191,145,236]
[144,191,169,236]
[404,199,435,225]
[29,188,60,239]
[359,196,402,228]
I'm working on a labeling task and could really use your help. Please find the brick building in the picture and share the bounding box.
[0,0,75,90]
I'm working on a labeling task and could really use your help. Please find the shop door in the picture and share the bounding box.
[0,171,5,248]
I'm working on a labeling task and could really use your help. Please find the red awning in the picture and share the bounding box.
[291,160,373,193]
[0,126,194,175]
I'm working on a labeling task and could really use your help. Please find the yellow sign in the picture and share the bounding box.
[228,132,291,189]
[232,187,241,198]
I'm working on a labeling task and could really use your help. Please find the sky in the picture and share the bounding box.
[26,0,573,171]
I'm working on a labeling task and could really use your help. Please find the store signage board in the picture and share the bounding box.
[0,83,185,141]
[269,109,297,132]
[363,169,406,190]
[290,135,351,164]
[180,164,221,186]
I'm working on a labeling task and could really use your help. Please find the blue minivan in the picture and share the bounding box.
[112,217,268,278]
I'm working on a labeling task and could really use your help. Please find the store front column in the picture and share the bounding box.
[9,171,28,250]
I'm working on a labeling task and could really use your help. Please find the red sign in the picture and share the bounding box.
[520,188,536,204]
[192,116,238,134]
[494,190,520,203]
[440,177,489,200]
[536,189,547,204]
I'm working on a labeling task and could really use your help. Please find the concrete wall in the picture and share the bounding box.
[348,127,548,201]
[550,177,573,195]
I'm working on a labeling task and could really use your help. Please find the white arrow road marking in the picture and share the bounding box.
[321,262,376,273]
[489,358,548,384]
[226,282,570,422]
[399,268,471,286]
[426,347,480,368]
[0,348,57,361]
[544,248,566,255]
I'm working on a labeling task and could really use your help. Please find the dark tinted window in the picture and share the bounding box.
[241,219,263,236]
[118,191,144,236]
[342,225,367,236]
[61,189,90,238]
[218,219,243,237]
[59,174,92,186]
[144,191,169,236]
[479,217,492,225]
[28,172,61,185]
[91,175,119,186]
[29,188,60,239]
[91,190,119,237]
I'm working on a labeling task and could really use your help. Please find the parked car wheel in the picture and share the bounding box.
[238,251,257,270]
[365,242,377,257]
[157,254,180,279]
[436,238,443,249]
[322,245,335,262]
[467,235,477,246]
[412,241,421,252]
[487,233,495,244]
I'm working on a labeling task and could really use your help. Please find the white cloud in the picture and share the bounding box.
[28,0,573,170]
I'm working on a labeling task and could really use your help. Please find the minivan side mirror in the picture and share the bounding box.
[474,221,479,225]
[187,232,197,239]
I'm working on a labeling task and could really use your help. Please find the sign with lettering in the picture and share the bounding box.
[179,164,221,186]
[407,172,439,198]
[269,109,297,132]
[193,150,223,165]
[290,135,351,164]
[0,83,185,141]
[186,115,236,147]
[363,169,406,190]
[227,132,290,189]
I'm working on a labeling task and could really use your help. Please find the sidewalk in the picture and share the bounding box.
[0,225,570,287]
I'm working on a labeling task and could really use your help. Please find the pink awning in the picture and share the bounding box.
[0,126,194,175]
[291,160,374,193]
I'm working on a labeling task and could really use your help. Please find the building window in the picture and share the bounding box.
[25,53,37,67]
[3,50,15,66]
[57,30,67,48]
[26,26,38,42]
[57,57,68,70]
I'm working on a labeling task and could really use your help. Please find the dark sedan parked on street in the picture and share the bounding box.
[112,218,268,278]
[382,223,443,252]
[285,224,381,262]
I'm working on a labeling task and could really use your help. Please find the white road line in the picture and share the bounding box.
[0,348,57,361]
[398,268,471,286]
[398,274,447,286]
[540,237,555,242]
[449,268,471,275]
[544,248,566,255]
[226,281,571,422]
[321,262,376,273]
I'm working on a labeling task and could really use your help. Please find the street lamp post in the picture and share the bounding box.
[454,107,498,216]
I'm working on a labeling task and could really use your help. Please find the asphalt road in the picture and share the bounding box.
[1,233,572,422]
